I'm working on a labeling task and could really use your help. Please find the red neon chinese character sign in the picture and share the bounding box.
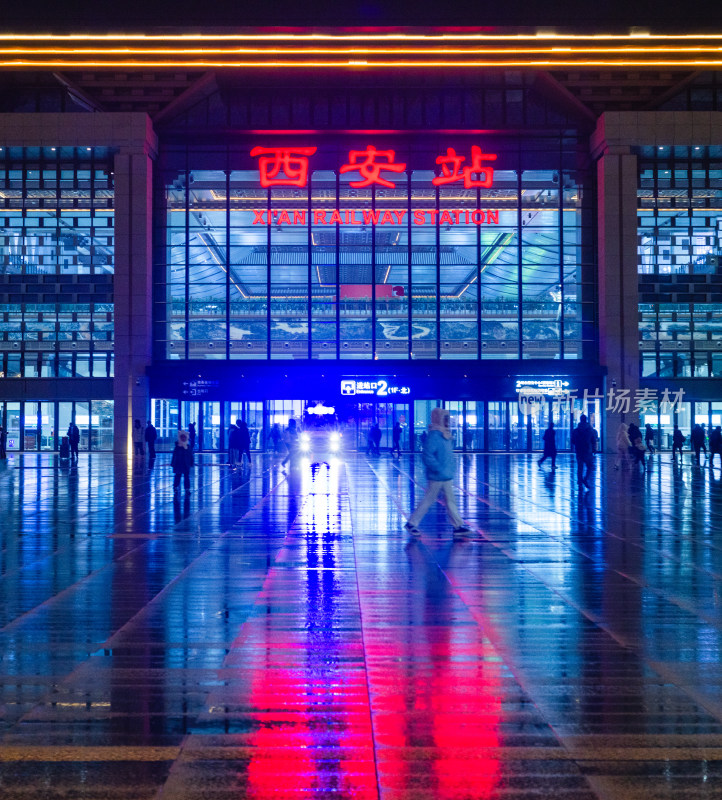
[250,146,317,188]
[432,146,497,188]
[340,146,407,188]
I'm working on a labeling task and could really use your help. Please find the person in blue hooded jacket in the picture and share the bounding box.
[405,407,471,536]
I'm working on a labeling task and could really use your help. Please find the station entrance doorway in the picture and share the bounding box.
[150,396,601,453]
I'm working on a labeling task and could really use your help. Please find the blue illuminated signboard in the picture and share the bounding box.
[515,378,569,397]
[181,379,220,398]
[341,379,411,397]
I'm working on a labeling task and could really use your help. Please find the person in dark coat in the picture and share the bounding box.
[237,419,252,467]
[627,420,646,469]
[369,422,382,455]
[644,423,656,454]
[188,422,196,451]
[145,420,157,460]
[229,420,242,467]
[171,430,193,492]
[691,424,707,464]
[571,414,597,489]
[0,425,7,459]
[392,421,402,457]
[67,422,80,460]
[538,421,557,470]
[627,421,642,449]
[672,426,686,461]
[709,426,722,468]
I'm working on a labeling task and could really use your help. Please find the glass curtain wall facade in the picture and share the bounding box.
[156,136,594,364]
[0,146,115,449]
[637,145,722,379]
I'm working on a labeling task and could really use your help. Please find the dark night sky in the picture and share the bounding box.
[5,0,722,32]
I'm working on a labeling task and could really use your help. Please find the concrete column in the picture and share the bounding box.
[596,146,639,448]
[113,144,156,456]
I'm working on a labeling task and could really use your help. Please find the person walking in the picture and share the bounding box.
[691,423,706,464]
[369,422,382,456]
[281,418,299,467]
[391,420,402,457]
[614,422,631,469]
[537,421,557,470]
[672,425,686,461]
[645,423,656,454]
[132,419,144,458]
[229,419,242,468]
[270,423,282,453]
[709,425,722,468]
[67,421,80,460]
[145,420,157,460]
[171,429,193,493]
[627,421,642,450]
[0,425,7,459]
[188,422,196,451]
[237,419,252,467]
[405,407,471,536]
[571,413,597,489]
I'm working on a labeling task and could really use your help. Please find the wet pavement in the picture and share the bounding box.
[1,450,722,798]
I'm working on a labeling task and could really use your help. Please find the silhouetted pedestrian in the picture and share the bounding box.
[145,420,157,460]
[627,421,641,449]
[571,414,597,489]
[188,422,196,451]
[392,421,402,457]
[0,425,6,459]
[237,419,252,467]
[229,419,242,468]
[132,419,144,457]
[710,426,722,468]
[405,408,471,537]
[627,421,645,470]
[282,418,299,467]
[691,424,706,464]
[369,422,382,455]
[67,422,80,460]
[270,423,282,453]
[645,423,656,453]
[672,426,686,461]
[538,421,557,470]
[171,430,193,492]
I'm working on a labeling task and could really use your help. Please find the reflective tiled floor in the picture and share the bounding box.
[2,451,722,798]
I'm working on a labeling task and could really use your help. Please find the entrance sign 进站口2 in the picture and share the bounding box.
[341,379,411,397]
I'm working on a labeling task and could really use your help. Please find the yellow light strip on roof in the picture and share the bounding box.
[4,59,722,68]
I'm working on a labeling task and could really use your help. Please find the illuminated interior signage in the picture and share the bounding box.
[515,378,570,397]
[341,379,411,397]
[181,379,220,398]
